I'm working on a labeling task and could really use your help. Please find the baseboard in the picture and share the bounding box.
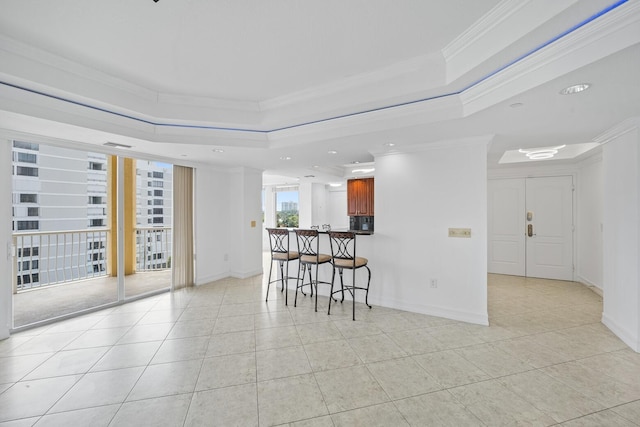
[602,313,640,352]
[230,269,263,280]
[575,275,603,296]
[196,271,230,286]
[369,296,489,326]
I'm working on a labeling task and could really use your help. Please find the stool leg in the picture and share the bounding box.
[328,265,336,315]
[265,258,274,302]
[282,260,288,306]
[278,261,285,292]
[338,268,345,303]
[352,268,356,321]
[294,262,302,307]
[365,266,372,309]
[314,264,319,312]
[300,264,311,297]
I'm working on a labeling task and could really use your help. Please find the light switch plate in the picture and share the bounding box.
[448,228,471,238]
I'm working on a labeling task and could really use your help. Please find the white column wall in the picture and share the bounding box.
[577,155,603,290]
[194,166,232,285]
[228,167,263,279]
[263,185,276,251]
[0,139,12,339]
[602,123,640,352]
[311,183,328,228]
[298,182,313,228]
[327,187,349,230]
[372,138,490,325]
[299,182,329,229]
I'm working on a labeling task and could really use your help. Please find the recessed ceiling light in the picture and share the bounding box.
[500,143,599,164]
[352,168,375,174]
[328,150,338,154]
[351,161,360,164]
[559,83,591,95]
[280,156,292,160]
[384,142,396,147]
[518,145,566,160]
[312,165,320,169]
[180,154,187,157]
[329,183,342,187]
[212,149,224,153]
[103,142,132,149]
[509,102,524,108]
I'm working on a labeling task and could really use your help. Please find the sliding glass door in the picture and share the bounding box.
[11,141,174,329]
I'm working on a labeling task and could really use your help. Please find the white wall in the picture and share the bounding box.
[0,140,12,339]
[311,183,328,227]
[228,167,263,279]
[602,122,640,352]
[194,166,232,285]
[372,138,490,325]
[298,182,313,228]
[577,155,603,289]
[262,185,276,251]
[299,182,330,229]
[327,188,348,230]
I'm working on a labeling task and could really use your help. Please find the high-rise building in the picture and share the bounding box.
[12,143,173,289]
[12,142,108,289]
[280,201,298,212]
[135,160,173,271]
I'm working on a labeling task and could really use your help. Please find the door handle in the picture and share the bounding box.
[527,224,534,237]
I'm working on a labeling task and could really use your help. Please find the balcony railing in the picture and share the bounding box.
[13,228,110,292]
[136,226,172,272]
[13,226,172,293]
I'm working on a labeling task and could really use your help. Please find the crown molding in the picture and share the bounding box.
[0,1,633,151]
[157,92,260,112]
[460,0,640,116]
[592,117,640,145]
[0,35,157,102]
[266,93,462,149]
[373,135,494,158]
[443,0,578,84]
[260,52,445,111]
[443,0,529,61]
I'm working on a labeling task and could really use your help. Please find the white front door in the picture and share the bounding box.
[488,176,574,280]
[525,176,574,280]
[488,179,526,276]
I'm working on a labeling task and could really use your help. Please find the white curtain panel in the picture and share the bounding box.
[172,165,194,289]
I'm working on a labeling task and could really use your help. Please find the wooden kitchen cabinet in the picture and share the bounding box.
[347,178,374,216]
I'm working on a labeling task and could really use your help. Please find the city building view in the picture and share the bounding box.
[276,188,299,228]
[11,141,173,292]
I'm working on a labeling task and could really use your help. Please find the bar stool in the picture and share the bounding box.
[294,229,332,312]
[266,228,299,305]
[327,231,372,321]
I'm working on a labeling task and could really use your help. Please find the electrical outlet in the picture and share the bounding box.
[430,278,438,288]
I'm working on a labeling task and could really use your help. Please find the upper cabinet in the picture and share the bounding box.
[347,178,374,216]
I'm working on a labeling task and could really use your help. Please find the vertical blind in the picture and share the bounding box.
[172,165,194,289]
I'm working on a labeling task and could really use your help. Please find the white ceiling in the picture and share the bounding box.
[0,0,498,100]
[0,0,639,184]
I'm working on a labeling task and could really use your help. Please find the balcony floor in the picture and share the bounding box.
[13,270,172,328]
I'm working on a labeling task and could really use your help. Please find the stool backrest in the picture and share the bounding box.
[295,229,320,258]
[328,231,357,267]
[266,228,291,254]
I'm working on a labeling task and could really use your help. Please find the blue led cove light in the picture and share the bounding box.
[0,0,629,134]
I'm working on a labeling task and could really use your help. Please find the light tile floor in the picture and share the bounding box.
[1,273,640,426]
